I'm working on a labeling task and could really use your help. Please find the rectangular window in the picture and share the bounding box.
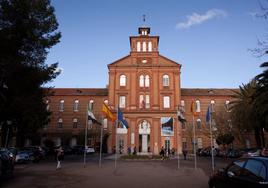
[197,138,203,149]
[119,96,126,108]
[163,96,170,108]
[182,122,186,130]
[103,118,108,129]
[182,138,187,149]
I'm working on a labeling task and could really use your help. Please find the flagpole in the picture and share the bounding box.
[192,114,197,170]
[177,119,180,169]
[114,108,118,170]
[99,116,103,168]
[209,111,215,172]
[84,104,89,168]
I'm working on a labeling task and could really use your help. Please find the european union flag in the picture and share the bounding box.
[118,108,129,129]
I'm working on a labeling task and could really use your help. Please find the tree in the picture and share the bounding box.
[254,62,268,132]
[230,80,265,148]
[0,0,61,147]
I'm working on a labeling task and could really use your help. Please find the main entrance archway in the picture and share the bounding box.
[138,120,150,154]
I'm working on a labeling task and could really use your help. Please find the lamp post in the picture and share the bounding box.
[5,120,12,148]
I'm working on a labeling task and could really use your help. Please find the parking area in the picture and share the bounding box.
[1,155,232,188]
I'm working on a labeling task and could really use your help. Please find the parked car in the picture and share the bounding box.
[209,157,268,188]
[72,145,95,154]
[241,148,261,157]
[226,149,242,158]
[21,146,45,162]
[0,149,14,179]
[15,150,30,163]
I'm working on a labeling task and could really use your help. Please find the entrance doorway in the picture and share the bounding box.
[165,139,170,150]
[138,120,151,154]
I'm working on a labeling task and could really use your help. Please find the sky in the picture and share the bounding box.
[45,0,268,89]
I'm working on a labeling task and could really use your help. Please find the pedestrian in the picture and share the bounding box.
[133,146,137,155]
[55,146,64,170]
[127,147,131,155]
[183,149,188,160]
[160,146,165,160]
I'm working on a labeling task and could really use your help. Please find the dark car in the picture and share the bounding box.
[209,157,268,188]
[0,149,15,179]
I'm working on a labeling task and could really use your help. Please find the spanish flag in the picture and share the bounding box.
[102,103,116,122]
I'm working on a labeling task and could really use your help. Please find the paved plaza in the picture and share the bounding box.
[1,155,232,188]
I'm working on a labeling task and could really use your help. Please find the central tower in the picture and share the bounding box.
[107,25,182,155]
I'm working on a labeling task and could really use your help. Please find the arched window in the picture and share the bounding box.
[163,74,169,86]
[180,100,185,107]
[74,99,79,111]
[196,100,201,113]
[139,75,144,87]
[104,99,108,105]
[120,75,126,86]
[137,42,141,52]
[142,42,146,52]
[89,100,94,111]
[148,42,152,52]
[211,100,215,112]
[57,118,63,128]
[59,100,64,111]
[225,100,230,112]
[145,75,150,87]
[197,119,202,130]
[46,100,50,111]
[73,118,78,128]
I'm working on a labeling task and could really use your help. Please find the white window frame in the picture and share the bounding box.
[196,100,201,113]
[163,96,170,108]
[103,118,108,129]
[225,100,230,112]
[139,75,144,87]
[145,75,150,87]
[139,95,145,109]
[163,74,169,86]
[197,138,203,149]
[148,41,152,52]
[73,118,78,128]
[119,96,126,108]
[211,100,215,112]
[58,118,63,128]
[197,119,202,129]
[137,42,141,52]
[74,99,79,111]
[59,100,64,111]
[145,94,150,109]
[142,41,146,52]
[120,75,126,86]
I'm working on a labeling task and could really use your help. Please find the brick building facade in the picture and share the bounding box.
[42,26,259,154]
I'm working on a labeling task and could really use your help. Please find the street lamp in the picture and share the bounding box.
[5,120,12,148]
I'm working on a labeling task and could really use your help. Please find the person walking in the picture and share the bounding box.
[183,149,188,160]
[160,146,165,160]
[55,146,64,170]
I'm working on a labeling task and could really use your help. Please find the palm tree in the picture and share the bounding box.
[230,80,264,148]
[254,62,268,147]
